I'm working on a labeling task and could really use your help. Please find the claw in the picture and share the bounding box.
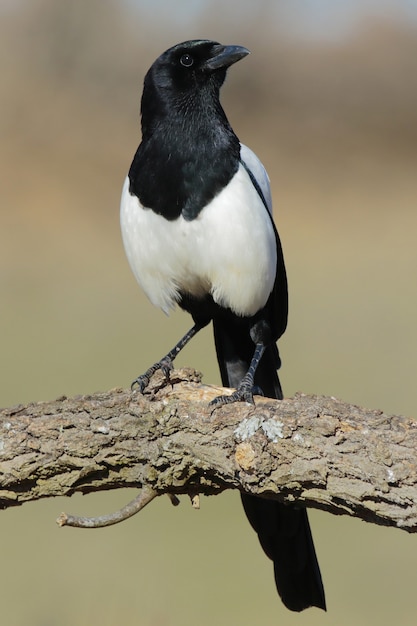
[131,374,150,393]
[160,357,174,382]
[131,356,174,393]
[209,377,261,409]
[210,390,254,408]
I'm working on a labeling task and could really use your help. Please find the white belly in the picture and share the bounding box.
[120,164,277,317]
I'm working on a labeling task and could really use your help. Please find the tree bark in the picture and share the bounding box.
[1,368,416,531]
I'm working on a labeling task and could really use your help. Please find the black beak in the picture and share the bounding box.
[203,44,250,71]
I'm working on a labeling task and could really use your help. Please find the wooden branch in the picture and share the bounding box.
[1,368,416,532]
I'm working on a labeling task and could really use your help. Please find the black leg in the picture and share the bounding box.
[131,324,201,392]
[210,343,266,407]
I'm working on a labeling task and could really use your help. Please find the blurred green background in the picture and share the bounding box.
[1,1,417,624]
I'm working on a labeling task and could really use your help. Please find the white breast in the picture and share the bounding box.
[120,161,277,317]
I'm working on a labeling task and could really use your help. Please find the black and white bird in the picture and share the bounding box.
[120,39,325,612]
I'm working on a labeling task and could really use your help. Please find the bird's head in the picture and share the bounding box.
[140,40,250,131]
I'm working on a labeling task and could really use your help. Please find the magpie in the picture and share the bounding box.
[120,39,325,612]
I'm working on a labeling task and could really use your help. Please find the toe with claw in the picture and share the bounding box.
[210,375,262,409]
[131,356,174,393]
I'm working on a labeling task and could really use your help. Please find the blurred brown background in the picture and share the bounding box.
[1,1,417,625]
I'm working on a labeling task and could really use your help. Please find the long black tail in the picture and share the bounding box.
[213,317,326,612]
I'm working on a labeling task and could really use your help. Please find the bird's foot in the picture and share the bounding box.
[209,376,263,409]
[131,356,174,393]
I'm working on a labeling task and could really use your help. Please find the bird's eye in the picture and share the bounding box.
[180,53,194,68]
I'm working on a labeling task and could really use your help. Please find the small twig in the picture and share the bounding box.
[56,487,158,528]
[190,493,200,509]
[187,479,201,509]
[167,493,181,506]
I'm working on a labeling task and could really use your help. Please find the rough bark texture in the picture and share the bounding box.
[1,368,416,531]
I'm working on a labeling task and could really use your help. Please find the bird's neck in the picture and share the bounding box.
[129,94,241,221]
[141,86,231,141]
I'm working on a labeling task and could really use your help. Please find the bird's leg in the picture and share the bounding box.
[131,323,202,392]
[210,343,266,407]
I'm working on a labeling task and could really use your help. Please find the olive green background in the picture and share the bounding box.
[1,2,417,625]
